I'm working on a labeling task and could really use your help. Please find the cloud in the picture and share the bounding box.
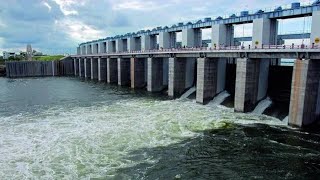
[112,0,167,11]
[55,18,107,42]
[43,1,52,12]
[51,0,81,15]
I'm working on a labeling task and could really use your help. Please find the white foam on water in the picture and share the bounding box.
[209,91,230,105]
[180,86,196,99]
[0,98,286,179]
[252,97,272,115]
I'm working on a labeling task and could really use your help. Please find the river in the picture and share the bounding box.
[0,77,319,179]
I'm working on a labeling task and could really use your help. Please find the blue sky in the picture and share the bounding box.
[0,0,313,55]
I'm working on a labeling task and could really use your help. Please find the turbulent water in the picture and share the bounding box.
[180,86,196,99]
[209,90,231,105]
[0,77,319,179]
[252,97,273,115]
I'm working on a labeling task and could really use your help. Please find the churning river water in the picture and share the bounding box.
[0,77,319,179]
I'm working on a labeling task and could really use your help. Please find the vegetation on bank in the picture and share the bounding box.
[33,55,65,61]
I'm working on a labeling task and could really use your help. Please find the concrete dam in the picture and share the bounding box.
[6,2,320,129]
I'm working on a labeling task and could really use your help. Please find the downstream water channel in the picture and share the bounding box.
[0,77,319,179]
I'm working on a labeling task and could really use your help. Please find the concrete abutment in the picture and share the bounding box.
[196,58,227,104]
[147,57,169,92]
[289,59,320,127]
[117,58,130,86]
[98,58,107,82]
[91,58,98,80]
[168,57,196,98]
[234,58,270,112]
[107,58,118,83]
[131,58,147,89]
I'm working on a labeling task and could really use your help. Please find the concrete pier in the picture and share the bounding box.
[147,57,168,92]
[159,32,176,49]
[116,39,127,52]
[234,58,270,112]
[311,11,320,46]
[289,59,320,127]
[182,28,202,47]
[168,57,196,97]
[128,37,141,51]
[107,41,116,53]
[100,41,107,54]
[87,45,92,55]
[211,24,234,47]
[98,58,107,82]
[84,58,91,79]
[107,58,118,83]
[141,35,157,50]
[252,18,277,48]
[92,43,99,54]
[91,58,98,80]
[80,58,85,78]
[74,58,78,76]
[117,58,130,86]
[130,58,146,88]
[196,58,226,104]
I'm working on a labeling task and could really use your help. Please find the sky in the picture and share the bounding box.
[0,0,314,55]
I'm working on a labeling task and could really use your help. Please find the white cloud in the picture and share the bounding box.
[42,1,52,12]
[55,18,107,42]
[112,0,166,11]
[52,0,81,15]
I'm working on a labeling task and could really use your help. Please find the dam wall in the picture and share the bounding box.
[5,61,59,78]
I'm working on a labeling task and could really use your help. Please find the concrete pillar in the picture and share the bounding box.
[182,28,202,47]
[159,32,176,49]
[211,24,234,47]
[148,58,166,92]
[99,42,107,54]
[92,43,99,54]
[91,58,98,80]
[252,18,278,48]
[234,58,270,112]
[75,58,79,76]
[289,59,320,127]
[87,45,92,54]
[107,58,118,83]
[311,11,320,46]
[128,37,142,51]
[73,59,77,76]
[116,39,127,52]
[84,58,91,79]
[98,58,107,82]
[185,58,196,88]
[77,47,80,55]
[196,58,227,104]
[107,41,116,53]
[73,58,79,76]
[168,57,186,97]
[117,58,130,86]
[141,35,157,51]
[80,58,85,78]
[130,58,146,88]
[81,45,86,55]
[128,38,135,51]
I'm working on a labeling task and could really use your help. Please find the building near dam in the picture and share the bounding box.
[6,1,320,129]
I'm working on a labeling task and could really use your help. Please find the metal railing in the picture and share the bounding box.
[102,44,320,55]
